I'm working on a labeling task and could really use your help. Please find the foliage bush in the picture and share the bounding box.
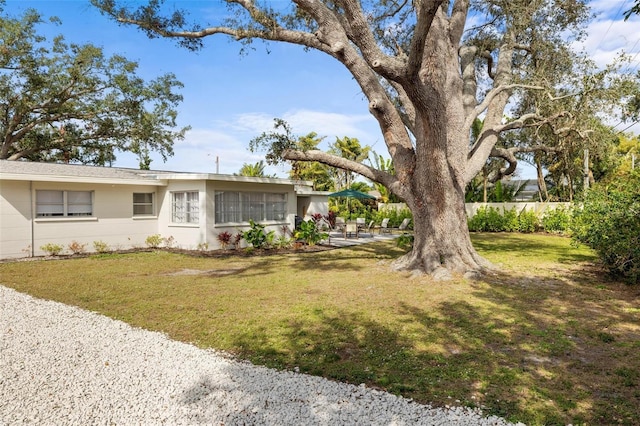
[67,241,87,255]
[294,219,328,246]
[93,240,110,253]
[517,209,539,233]
[468,206,541,233]
[571,170,640,284]
[542,206,572,234]
[374,207,413,228]
[467,206,508,232]
[242,220,275,249]
[41,243,64,256]
[145,234,164,248]
[217,231,232,249]
[396,233,414,250]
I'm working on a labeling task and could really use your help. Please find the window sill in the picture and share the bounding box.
[133,216,158,220]
[215,219,289,227]
[35,216,98,223]
[168,223,200,228]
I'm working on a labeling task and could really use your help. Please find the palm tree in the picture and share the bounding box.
[237,160,270,177]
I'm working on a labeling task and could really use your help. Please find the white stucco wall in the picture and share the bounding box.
[1,171,310,258]
[0,180,32,258]
[0,180,163,258]
[157,180,208,250]
[32,182,161,256]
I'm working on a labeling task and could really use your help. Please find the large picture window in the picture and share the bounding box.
[215,191,287,224]
[133,193,155,216]
[36,190,93,217]
[172,191,199,223]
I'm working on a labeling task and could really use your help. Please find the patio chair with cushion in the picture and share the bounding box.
[397,218,411,232]
[357,220,375,237]
[379,218,391,234]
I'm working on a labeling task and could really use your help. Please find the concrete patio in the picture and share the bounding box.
[322,229,401,248]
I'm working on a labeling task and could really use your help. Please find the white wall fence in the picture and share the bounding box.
[379,202,572,217]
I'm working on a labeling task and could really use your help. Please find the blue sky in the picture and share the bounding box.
[4,0,640,179]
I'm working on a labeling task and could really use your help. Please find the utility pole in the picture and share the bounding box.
[583,148,589,191]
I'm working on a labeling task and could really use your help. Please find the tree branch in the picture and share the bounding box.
[283,148,399,189]
[406,0,444,76]
[449,0,470,45]
[488,144,563,182]
[464,83,545,132]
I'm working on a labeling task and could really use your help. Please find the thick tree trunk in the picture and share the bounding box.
[391,152,493,280]
[392,192,492,279]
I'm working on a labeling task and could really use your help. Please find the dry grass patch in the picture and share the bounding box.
[1,234,638,425]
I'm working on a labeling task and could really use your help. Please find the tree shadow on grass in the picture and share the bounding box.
[228,266,640,425]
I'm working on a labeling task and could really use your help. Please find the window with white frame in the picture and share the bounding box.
[36,190,93,217]
[133,192,155,216]
[215,191,287,223]
[171,191,199,223]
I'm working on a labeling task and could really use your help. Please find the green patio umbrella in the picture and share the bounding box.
[328,189,376,214]
[328,189,377,199]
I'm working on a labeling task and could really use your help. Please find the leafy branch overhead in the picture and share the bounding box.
[0,4,190,166]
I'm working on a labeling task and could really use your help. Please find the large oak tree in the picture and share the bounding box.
[93,0,631,278]
[1,3,189,167]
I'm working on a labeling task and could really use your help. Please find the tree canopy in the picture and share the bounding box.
[92,0,639,277]
[0,3,189,167]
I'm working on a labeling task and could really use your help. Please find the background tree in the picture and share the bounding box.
[328,136,370,190]
[0,4,189,166]
[625,0,640,19]
[236,160,275,177]
[94,0,637,278]
[367,152,400,203]
[250,119,334,190]
[289,131,334,191]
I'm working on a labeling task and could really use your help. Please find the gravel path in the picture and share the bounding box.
[0,285,521,425]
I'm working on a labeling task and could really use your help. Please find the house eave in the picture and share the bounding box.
[0,172,167,186]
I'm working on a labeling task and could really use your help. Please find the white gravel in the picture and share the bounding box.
[0,285,521,425]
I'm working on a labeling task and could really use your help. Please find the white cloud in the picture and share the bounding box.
[219,109,379,143]
[575,8,640,67]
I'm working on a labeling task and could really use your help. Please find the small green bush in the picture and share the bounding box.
[542,206,572,234]
[242,220,275,249]
[502,208,519,232]
[374,207,413,228]
[517,209,539,233]
[93,240,110,253]
[145,234,164,248]
[41,243,64,256]
[571,170,640,284]
[396,233,414,250]
[294,219,328,246]
[468,206,509,232]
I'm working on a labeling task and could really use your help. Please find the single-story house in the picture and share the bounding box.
[0,160,329,259]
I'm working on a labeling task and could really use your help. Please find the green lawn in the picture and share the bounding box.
[1,233,638,425]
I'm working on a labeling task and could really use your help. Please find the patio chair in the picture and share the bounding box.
[343,222,359,238]
[335,217,346,230]
[397,218,411,232]
[361,220,375,237]
[379,218,391,234]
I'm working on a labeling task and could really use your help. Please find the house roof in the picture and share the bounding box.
[0,160,312,189]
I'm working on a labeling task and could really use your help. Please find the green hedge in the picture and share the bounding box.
[467,206,546,233]
[571,170,640,284]
[466,205,575,234]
